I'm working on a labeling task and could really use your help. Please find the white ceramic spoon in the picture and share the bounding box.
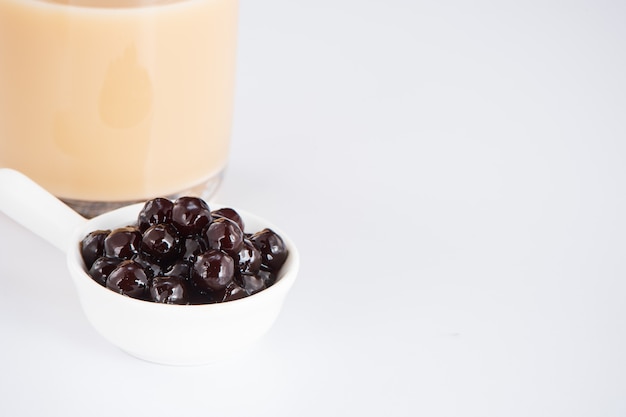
[0,168,299,365]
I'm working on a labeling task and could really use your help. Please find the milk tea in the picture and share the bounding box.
[0,0,238,202]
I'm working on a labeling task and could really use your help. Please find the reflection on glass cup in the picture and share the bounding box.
[0,0,238,217]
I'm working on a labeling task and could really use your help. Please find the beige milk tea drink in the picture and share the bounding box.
[0,0,238,216]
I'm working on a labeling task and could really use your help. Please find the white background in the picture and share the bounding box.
[1,0,625,415]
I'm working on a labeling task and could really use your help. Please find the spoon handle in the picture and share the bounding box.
[0,168,86,253]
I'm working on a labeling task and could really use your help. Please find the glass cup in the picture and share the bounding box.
[0,0,238,217]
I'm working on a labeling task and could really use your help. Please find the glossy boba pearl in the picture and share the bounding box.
[149,276,189,305]
[257,269,277,287]
[106,260,150,299]
[236,239,262,276]
[180,235,208,263]
[221,282,247,302]
[164,260,193,281]
[238,273,266,296]
[205,217,244,256]
[104,226,142,260]
[192,249,235,292]
[250,228,288,271]
[88,256,122,286]
[211,207,244,232]
[171,197,212,236]
[138,197,173,232]
[141,223,181,263]
[80,229,110,269]
[131,254,163,279]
